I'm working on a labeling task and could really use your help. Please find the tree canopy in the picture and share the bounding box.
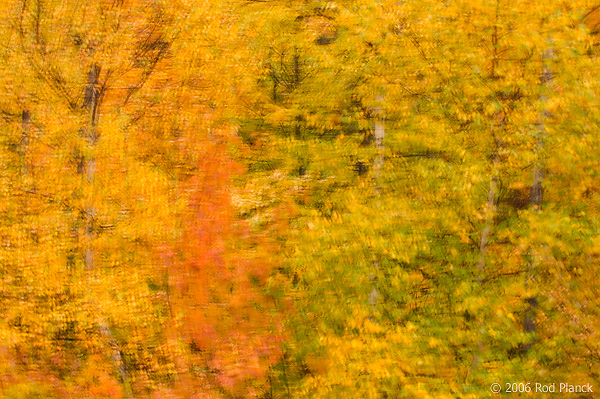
[0,0,598,398]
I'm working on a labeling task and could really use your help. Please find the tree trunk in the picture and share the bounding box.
[368,94,385,311]
[530,49,552,209]
[83,63,100,271]
[477,159,499,274]
[80,63,132,397]
[471,141,500,374]
[372,94,385,178]
[20,110,31,179]
[522,47,553,354]
[470,2,504,373]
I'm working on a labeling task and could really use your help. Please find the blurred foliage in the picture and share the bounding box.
[0,0,599,398]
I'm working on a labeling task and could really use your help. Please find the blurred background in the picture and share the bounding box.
[0,0,599,398]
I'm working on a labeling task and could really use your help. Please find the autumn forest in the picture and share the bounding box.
[0,0,599,398]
